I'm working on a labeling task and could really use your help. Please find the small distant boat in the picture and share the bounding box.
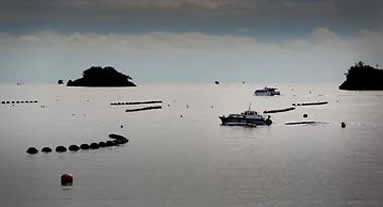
[254,87,280,96]
[219,107,272,126]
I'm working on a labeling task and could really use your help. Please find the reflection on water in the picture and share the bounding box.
[0,83,383,207]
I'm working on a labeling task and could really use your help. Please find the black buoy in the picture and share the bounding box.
[109,134,126,140]
[341,122,346,128]
[265,116,272,126]
[41,147,52,153]
[1,101,5,104]
[98,142,106,147]
[58,80,64,85]
[80,143,90,150]
[112,140,120,146]
[56,146,67,153]
[105,141,114,147]
[89,142,99,149]
[303,114,308,118]
[215,81,220,85]
[68,145,80,152]
[26,147,38,154]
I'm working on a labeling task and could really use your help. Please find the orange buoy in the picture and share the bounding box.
[341,122,346,128]
[61,173,73,186]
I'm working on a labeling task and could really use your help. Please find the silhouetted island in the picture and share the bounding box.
[339,61,383,90]
[67,66,136,87]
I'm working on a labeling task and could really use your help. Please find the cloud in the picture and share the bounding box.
[0,28,382,82]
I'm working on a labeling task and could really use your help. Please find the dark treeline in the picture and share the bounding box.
[339,61,383,90]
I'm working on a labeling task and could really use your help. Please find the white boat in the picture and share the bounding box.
[254,87,280,96]
[219,107,272,126]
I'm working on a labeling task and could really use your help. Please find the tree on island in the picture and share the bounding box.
[67,66,136,87]
[339,61,383,90]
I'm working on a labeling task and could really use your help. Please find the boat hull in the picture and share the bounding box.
[219,116,271,126]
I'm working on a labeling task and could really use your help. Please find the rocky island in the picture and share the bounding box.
[67,66,136,87]
[339,61,383,90]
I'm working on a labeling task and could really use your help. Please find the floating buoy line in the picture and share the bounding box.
[1,100,38,105]
[292,101,328,106]
[110,100,162,106]
[26,134,129,155]
[264,107,295,114]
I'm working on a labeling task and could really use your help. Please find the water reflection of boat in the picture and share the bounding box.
[219,108,272,126]
[254,87,280,96]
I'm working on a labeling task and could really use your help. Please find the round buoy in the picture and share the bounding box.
[56,146,67,153]
[120,125,123,128]
[41,147,52,153]
[68,145,80,152]
[303,114,308,118]
[112,140,120,146]
[265,118,272,126]
[89,143,99,149]
[61,173,73,186]
[80,144,90,150]
[98,142,106,148]
[105,141,114,147]
[341,122,346,128]
[26,147,38,154]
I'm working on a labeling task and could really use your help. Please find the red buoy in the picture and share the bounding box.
[61,173,73,186]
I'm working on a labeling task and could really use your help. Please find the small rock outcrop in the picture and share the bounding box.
[67,66,136,87]
[339,61,383,90]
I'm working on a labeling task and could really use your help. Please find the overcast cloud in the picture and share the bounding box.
[0,28,381,83]
[0,0,382,82]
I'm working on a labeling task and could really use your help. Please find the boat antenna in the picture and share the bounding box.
[248,102,252,111]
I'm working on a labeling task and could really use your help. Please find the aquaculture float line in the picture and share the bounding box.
[292,101,328,106]
[125,105,162,112]
[1,100,38,104]
[285,121,319,125]
[111,100,162,106]
[26,134,129,155]
[264,107,295,114]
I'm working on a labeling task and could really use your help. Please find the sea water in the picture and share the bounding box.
[0,82,383,207]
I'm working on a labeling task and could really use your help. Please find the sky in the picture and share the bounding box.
[0,0,382,83]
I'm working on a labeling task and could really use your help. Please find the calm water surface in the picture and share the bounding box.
[0,83,383,207]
